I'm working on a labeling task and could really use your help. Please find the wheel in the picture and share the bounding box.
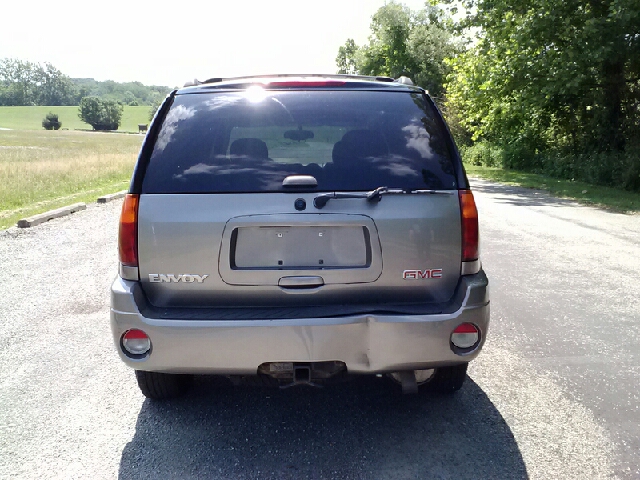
[421,363,468,394]
[134,370,194,399]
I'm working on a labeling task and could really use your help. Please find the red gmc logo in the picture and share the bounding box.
[403,269,443,279]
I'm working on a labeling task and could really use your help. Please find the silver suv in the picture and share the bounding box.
[110,75,489,399]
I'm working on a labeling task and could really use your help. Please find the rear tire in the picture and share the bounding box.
[134,370,193,400]
[422,363,468,394]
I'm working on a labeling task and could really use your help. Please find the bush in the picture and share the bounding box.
[41,112,61,130]
[78,96,123,131]
[541,150,640,192]
[148,102,161,122]
[464,141,640,193]
[461,142,503,167]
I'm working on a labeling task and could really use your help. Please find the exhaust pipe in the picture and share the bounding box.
[396,371,418,394]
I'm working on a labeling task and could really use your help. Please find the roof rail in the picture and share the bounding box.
[395,76,414,86]
[182,74,416,88]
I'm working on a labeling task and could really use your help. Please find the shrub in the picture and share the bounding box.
[42,112,61,130]
[148,102,161,122]
[78,96,123,131]
[461,142,503,167]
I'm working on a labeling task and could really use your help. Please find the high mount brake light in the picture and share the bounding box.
[118,194,139,267]
[459,190,479,262]
[266,80,346,88]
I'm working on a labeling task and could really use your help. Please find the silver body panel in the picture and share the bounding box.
[110,272,489,374]
[137,192,461,307]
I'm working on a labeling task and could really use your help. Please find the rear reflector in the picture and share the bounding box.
[459,190,479,262]
[451,323,480,350]
[122,329,151,356]
[118,194,139,267]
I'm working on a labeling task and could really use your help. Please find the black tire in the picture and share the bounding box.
[134,370,193,400]
[421,363,468,394]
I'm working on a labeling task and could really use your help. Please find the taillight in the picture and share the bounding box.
[459,190,479,262]
[121,329,151,357]
[451,323,480,350]
[118,194,139,267]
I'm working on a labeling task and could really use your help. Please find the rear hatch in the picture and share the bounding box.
[133,83,465,310]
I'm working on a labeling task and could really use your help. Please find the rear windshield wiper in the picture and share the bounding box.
[313,187,453,209]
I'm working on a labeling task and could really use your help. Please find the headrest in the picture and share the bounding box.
[230,138,269,159]
[332,130,387,166]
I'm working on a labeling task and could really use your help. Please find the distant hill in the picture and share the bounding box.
[70,78,171,106]
[0,58,171,106]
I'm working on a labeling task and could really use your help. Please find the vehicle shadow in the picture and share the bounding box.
[119,375,527,479]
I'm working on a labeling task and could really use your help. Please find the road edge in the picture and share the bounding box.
[17,203,87,228]
[97,191,127,204]
[15,190,127,228]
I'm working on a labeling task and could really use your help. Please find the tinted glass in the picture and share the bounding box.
[142,90,458,193]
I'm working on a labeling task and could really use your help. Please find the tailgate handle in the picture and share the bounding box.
[283,175,318,187]
[278,276,325,288]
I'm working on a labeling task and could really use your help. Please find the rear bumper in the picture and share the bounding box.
[110,272,490,374]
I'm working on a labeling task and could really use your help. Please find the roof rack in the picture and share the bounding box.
[183,74,414,88]
[395,76,414,86]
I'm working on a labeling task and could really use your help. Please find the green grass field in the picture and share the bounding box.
[0,105,152,132]
[0,129,143,229]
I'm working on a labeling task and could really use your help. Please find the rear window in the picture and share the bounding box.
[141,90,458,193]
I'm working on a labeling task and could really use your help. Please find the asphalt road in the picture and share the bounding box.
[0,180,638,479]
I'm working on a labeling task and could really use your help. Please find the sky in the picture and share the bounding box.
[2,0,431,88]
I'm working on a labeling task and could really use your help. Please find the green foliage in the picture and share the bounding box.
[0,58,75,106]
[360,3,417,79]
[445,0,640,191]
[41,112,61,130]
[336,39,360,75]
[463,141,640,192]
[0,58,171,107]
[78,97,123,131]
[148,102,160,122]
[460,143,503,168]
[335,1,459,97]
[71,78,169,106]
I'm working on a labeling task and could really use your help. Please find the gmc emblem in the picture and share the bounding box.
[403,269,443,279]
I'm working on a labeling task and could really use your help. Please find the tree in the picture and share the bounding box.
[0,58,37,105]
[1,57,172,107]
[34,63,75,106]
[335,2,459,98]
[446,0,640,154]
[42,112,62,130]
[0,58,76,106]
[123,90,138,106]
[78,97,123,130]
[336,39,360,75]
[359,3,418,80]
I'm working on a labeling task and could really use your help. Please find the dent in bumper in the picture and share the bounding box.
[110,272,490,374]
